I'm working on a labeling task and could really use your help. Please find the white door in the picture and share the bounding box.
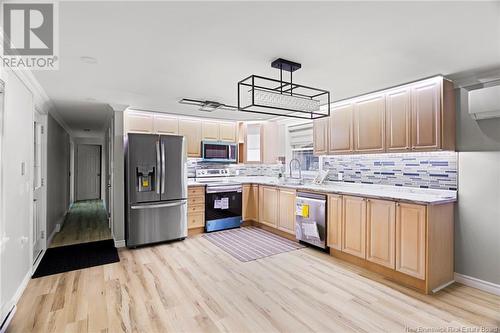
[76,144,101,201]
[32,112,45,263]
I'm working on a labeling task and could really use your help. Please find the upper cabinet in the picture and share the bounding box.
[329,103,354,153]
[126,112,154,133]
[219,122,237,142]
[313,76,455,155]
[202,121,220,141]
[245,123,263,163]
[411,80,441,151]
[202,121,237,142]
[178,119,202,157]
[124,111,239,159]
[313,117,329,155]
[153,114,178,135]
[354,94,385,153]
[386,88,411,151]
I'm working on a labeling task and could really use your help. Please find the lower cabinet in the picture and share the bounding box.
[188,186,205,229]
[342,196,367,259]
[327,194,342,250]
[366,199,396,269]
[258,186,279,227]
[277,188,296,234]
[242,184,259,222]
[395,202,426,279]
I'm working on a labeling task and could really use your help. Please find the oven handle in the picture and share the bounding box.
[131,200,186,210]
[206,187,242,194]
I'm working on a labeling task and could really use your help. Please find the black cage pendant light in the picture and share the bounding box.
[237,58,330,119]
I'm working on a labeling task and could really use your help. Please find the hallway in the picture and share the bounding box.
[50,200,112,248]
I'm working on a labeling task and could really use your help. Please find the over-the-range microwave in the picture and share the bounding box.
[201,141,238,163]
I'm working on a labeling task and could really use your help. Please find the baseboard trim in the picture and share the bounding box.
[0,305,16,333]
[47,227,58,246]
[114,239,126,248]
[8,271,31,314]
[454,272,500,296]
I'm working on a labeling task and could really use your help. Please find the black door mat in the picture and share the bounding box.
[32,239,120,278]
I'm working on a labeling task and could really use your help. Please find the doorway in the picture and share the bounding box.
[76,144,101,201]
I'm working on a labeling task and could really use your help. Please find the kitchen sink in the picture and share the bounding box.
[279,178,304,186]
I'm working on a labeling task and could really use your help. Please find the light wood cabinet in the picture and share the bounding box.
[329,104,354,153]
[366,199,396,269]
[354,94,385,152]
[219,122,237,142]
[313,117,329,155]
[245,123,263,163]
[187,187,205,230]
[342,196,366,259]
[386,88,411,151]
[242,184,259,222]
[202,121,220,141]
[153,115,178,135]
[396,203,426,279]
[312,77,455,155]
[277,188,296,234]
[411,80,441,150]
[262,121,280,164]
[327,194,342,250]
[179,119,202,157]
[126,112,153,133]
[258,186,278,227]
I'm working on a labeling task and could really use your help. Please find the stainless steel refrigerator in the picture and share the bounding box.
[125,133,187,247]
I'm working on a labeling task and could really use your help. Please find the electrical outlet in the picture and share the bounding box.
[337,172,343,181]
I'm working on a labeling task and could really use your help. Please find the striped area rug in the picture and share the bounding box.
[202,227,304,262]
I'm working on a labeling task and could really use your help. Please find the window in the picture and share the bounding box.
[287,122,319,171]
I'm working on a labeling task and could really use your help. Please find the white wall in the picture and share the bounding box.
[112,111,125,246]
[46,114,71,241]
[0,68,34,324]
[455,88,500,285]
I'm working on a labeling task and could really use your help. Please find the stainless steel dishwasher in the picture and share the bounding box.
[295,192,327,249]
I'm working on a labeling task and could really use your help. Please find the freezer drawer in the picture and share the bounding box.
[127,200,187,247]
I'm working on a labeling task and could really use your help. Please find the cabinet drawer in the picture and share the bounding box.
[188,195,205,206]
[188,186,205,197]
[188,212,205,229]
[188,203,205,214]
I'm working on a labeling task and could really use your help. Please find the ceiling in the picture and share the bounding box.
[36,1,500,133]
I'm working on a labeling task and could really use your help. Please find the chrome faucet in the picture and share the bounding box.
[289,158,302,179]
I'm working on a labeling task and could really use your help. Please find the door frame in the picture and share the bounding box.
[31,109,47,270]
[75,144,102,201]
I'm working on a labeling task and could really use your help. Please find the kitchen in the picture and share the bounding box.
[1,1,499,333]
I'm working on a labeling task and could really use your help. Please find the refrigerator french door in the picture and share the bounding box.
[125,133,187,247]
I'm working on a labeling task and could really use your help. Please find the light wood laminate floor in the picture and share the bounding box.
[10,234,500,332]
[50,200,112,248]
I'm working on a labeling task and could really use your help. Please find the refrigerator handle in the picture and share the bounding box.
[155,140,161,194]
[161,140,166,194]
[131,200,187,210]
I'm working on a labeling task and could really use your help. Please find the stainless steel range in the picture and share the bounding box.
[196,168,242,232]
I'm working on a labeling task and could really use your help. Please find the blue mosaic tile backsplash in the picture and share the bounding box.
[322,151,457,190]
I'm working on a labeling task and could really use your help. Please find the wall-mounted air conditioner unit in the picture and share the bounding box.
[468,85,500,120]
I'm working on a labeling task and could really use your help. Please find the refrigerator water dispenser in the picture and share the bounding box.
[136,166,155,192]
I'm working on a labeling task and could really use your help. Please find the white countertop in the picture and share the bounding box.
[188,176,457,205]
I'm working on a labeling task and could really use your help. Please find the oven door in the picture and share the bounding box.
[202,141,237,163]
[205,187,242,232]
